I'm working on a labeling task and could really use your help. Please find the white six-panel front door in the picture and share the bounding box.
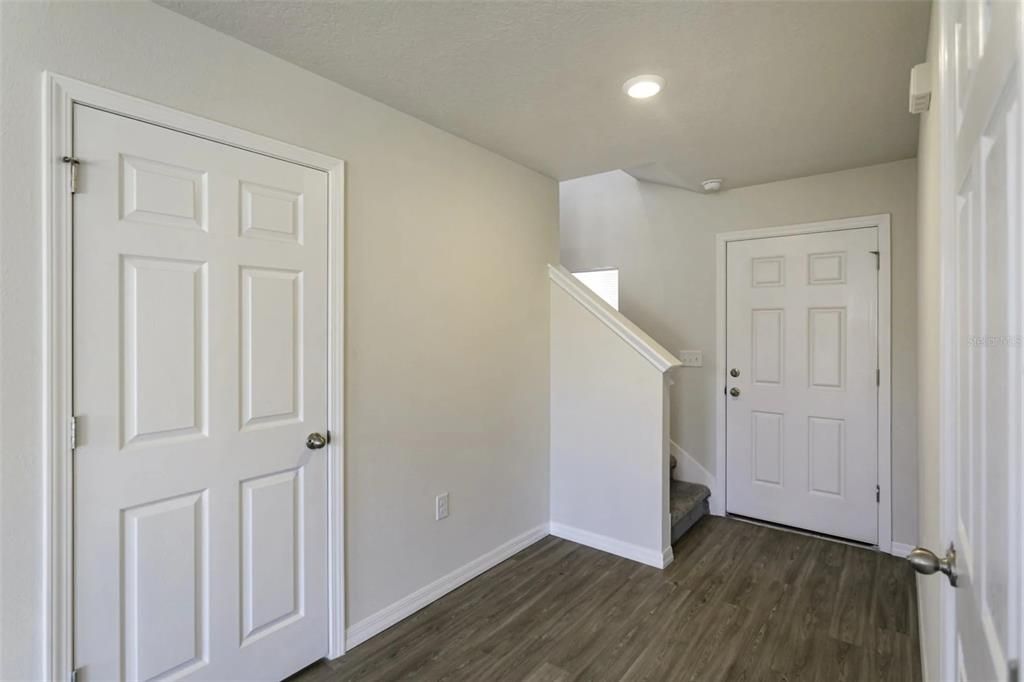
[73,105,329,681]
[725,228,878,543]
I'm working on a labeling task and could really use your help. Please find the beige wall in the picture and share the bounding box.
[915,3,942,679]
[0,2,557,677]
[560,159,919,545]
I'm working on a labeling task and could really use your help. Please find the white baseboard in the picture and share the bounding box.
[890,541,915,558]
[669,440,723,516]
[662,545,674,567]
[917,575,930,682]
[549,521,668,569]
[344,523,549,650]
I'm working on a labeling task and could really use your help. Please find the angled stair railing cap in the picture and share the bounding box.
[548,264,681,373]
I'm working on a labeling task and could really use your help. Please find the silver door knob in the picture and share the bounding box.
[907,543,958,586]
[306,432,329,450]
[729,387,741,397]
[730,368,741,377]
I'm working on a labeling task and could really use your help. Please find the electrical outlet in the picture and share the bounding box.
[678,350,703,367]
[435,492,449,520]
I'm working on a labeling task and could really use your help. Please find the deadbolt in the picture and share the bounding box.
[729,387,741,397]
[730,368,740,377]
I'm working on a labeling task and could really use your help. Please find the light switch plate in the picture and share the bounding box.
[436,492,450,520]
[678,350,703,367]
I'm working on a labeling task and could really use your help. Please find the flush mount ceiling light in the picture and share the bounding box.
[623,74,665,99]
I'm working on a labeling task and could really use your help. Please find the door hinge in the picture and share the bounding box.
[70,667,80,682]
[869,250,880,270]
[1009,660,1019,682]
[876,485,881,503]
[69,416,78,451]
[62,156,80,193]
[877,368,880,386]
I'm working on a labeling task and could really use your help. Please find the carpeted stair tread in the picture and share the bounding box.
[670,480,711,543]
[670,480,711,524]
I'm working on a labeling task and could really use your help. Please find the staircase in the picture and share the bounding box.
[550,264,682,568]
[669,455,711,543]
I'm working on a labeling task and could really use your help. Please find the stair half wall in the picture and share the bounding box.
[548,264,682,568]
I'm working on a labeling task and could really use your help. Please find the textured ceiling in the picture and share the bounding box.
[157,0,930,190]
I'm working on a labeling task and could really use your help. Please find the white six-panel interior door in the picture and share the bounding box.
[72,103,331,681]
[944,0,1022,679]
[725,227,879,544]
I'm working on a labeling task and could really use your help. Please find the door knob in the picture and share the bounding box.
[907,543,958,586]
[730,368,741,377]
[306,432,329,450]
[729,387,741,397]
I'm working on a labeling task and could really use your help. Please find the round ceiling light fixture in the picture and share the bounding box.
[623,74,665,99]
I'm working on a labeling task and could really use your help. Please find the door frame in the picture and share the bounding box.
[41,72,347,681]
[933,2,957,677]
[713,214,893,552]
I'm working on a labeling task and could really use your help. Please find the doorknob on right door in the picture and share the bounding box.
[306,432,329,450]
[729,387,741,397]
[907,543,958,586]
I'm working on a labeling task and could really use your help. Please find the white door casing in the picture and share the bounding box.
[72,103,331,680]
[940,0,1022,680]
[725,227,879,544]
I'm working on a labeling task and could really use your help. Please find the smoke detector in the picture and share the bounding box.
[701,178,723,193]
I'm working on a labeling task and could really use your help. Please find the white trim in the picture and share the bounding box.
[934,3,959,678]
[713,214,894,552]
[668,441,722,515]
[549,522,670,569]
[548,264,680,373]
[42,73,347,679]
[918,574,931,682]
[890,541,916,558]
[877,219,894,556]
[344,524,549,650]
[325,146,347,660]
[42,70,75,682]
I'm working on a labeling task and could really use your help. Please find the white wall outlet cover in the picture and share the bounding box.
[435,492,450,520]
[678,350,703,367]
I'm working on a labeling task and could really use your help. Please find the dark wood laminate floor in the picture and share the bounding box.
[291,516,920,682]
